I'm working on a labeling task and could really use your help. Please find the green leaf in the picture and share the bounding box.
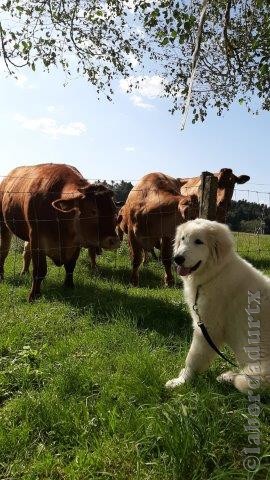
[161,37,169,46]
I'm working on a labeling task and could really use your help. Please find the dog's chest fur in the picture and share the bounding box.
[182,258,270,367]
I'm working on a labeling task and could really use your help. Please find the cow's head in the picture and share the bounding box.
[178,194,199,221]
[216,168,250,222]
[52,183,120,250]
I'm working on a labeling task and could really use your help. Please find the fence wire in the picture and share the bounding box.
[0,175,270,309]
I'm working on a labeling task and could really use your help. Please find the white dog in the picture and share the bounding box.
[166,219,270,393]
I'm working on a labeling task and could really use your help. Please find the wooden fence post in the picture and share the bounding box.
[199,171,218,220]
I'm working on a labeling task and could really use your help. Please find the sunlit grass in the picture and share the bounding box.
[0,234,269,479]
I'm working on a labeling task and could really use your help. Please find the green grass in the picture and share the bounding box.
[0,234,270,479]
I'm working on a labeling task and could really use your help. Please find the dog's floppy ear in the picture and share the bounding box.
[207,222,234,263]
[174,223,185,250]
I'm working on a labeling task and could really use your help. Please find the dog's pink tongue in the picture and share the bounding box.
[177,266,191,276]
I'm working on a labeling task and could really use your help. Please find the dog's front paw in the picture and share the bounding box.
[217,370,235,384]
[165,377,186,389]
[165,368,192,389]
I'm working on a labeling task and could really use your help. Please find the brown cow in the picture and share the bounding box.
[118,173,199,286]
[180,168,250,222]
[0,163,120,301]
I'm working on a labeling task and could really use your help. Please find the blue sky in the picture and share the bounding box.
[1,65,269,203]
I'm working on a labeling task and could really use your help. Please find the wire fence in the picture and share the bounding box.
[1,170,270,307]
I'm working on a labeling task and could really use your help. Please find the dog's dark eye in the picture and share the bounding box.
[195,239,203,245]
[181,236,185,241]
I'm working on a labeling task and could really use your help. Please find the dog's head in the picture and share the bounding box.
[173,219,234,277]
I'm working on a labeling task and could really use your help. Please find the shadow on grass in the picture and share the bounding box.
[3,255,190,339]
[41,279,190,339]
[80,257,176,290]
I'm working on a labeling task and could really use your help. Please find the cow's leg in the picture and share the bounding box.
[143,249,149,265]
[63,249,80,288]
[88,246,102,269]
[0,220,12,281]
[128,231,143,286]
[143,248,158,264]
[161,237,174,286]
[29,237,47,302]
[21,241,31,275]
[88,246,97,269]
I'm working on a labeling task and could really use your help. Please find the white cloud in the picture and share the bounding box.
[47,105,57,113]
[131,94,154,110]
[119,75,165,98]
[126,53,139,68]
[14,73,35,89]
[124,146,135,152]
[14,114,87,138]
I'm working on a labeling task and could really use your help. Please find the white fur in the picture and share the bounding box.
[166,219,270,393]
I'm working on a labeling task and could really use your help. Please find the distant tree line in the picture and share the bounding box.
[96,180,133,203]
[227,200,270,234]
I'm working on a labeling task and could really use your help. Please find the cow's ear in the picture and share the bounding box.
[235,175,250,184]
[52,197,81,216]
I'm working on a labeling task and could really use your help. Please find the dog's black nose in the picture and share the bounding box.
[174,255,185,265]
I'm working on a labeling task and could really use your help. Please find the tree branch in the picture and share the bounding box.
[0,21,12,74]
[223,0,232,58]
[180,0,209,130]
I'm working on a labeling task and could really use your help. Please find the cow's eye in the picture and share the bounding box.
[195,238,203,245]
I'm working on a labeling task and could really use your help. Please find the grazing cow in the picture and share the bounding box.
[180,168,250,222]
[0,163,120,301]
[118,173,199,286]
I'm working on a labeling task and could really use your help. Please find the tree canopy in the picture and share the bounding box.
[0,1,269,124]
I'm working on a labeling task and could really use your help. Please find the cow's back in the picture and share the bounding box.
[122,172,185,249]
[127,172,182,205]
[0,163,87,242]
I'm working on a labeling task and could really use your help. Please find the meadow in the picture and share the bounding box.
[0,234,269,480]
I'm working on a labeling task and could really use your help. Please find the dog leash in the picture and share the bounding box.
[193,285,237,367]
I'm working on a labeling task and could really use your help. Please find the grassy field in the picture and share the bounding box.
[0,234,270,480]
